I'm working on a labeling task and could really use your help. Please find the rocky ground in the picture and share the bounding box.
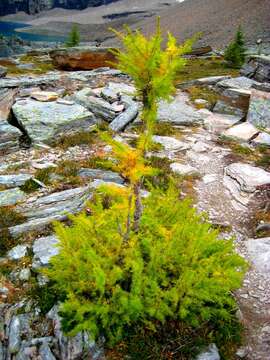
[0,49,269,359]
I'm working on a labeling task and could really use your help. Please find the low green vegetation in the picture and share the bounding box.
[0,55,54,76]
[176,57,239,83]
[187,86,220,109]
[55,130,96,150]
[224,26,246,69]
[0,206,26,255]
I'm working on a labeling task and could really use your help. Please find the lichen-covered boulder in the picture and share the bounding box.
[12,98,95,144]
[247,89,270,129]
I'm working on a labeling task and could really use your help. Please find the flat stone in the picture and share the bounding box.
[204,113,241,134]
[8,316,21,354]
[225,162,270,193]
[19,268,31,281]
[7,245,28,260]
[216,76,259,90]
[158,92,204,125]
[170,163,199,176]
[0,174,33,188]
[222,122,259,142]
[0,188,26,206]
[252,131,270,146]
[196,75,231,85]
[192,141,210,153]
[32,235,59,269]
[56,99,75,106]
[196,344,220,360]
[73,88,116,121]
[224,162,270,207]
[0,88,17,120]
[78,169,124,184]
[0,122,21,153]
[247,89,270,129]
[10,186,93,238]
[213,100,244,117]
[247,237,270,274]
[12,98,94,144]
[241,55,270,82]
[0,74,61,89]
[109,96,138,131]
[101,82,135,103]
[39,344,57,360]
[153,135,190,151]
[31,91,59,102]
[203,174,218,184]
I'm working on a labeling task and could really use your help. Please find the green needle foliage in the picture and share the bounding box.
[66,24,80,47]
[224,26,246,68]
[47,185,247,345]
[111,18,195,151]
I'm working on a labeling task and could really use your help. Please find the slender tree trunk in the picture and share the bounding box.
[133,181,143,232]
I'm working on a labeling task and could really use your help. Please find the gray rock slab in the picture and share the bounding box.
[39,344,57,360]
[7,245,28,260]
[241,55,270,82]
[204,113,241,134]
[78,169,124,184]
[101,82,135,103]
[158,93,204,125]
[247,89,270,129]
[213,100,245,117]
[32,235,59,269]
[224,163,270,207]
[196,344,220,360]
[12,98,95,144]
[0,187,26,206]
[216,76,259,90]
[0,74,61,89]
[9,316,21,354]
[0,122,21,153]
[0,174,33,188]
[153,135,190,151]
[109,96,139,132]
[251,131,270,146]
[10,187,93,238]
[222,122,259,142]
[247,237,270,274]
[170,163,199,176]
[73,88,116,121]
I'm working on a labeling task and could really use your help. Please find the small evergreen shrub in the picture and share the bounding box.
[224,27,246,68]
[65,24,80,47]
[47,185,246,345]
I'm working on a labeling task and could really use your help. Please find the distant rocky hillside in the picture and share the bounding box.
[0,0,119,16]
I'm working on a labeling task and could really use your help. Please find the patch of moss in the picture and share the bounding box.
[20,179,41,193]
[54,130,97,150]
[0,206,26,255]
[154,122,176,136]
[187,86,220,109]
[83,156,116,172]
[27,279,66,315]
[176,57,239,84]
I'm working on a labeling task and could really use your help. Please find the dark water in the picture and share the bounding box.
[0,21,65,42]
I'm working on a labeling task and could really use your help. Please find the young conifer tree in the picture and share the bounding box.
[46,22,247,350]
[110,19,195,229]
[66,24,80,47]
[224,26,246,68]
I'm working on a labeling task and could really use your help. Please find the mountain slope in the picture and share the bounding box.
[135,0,270,47]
